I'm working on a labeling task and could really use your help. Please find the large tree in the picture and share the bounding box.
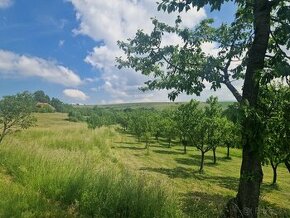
[117,0,290,216]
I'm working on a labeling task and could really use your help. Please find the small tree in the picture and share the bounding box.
[174,102,195,154]
[204,96,222,164]
[160,110,177,148]
[0,92,36,143]
[221,119,240,159]
[128,109,155,149]
[260,84,290,185]
[190,116,214,173]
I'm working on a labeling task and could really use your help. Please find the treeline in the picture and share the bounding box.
[33,90,71,113]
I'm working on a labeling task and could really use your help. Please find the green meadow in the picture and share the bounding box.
[0,113,289,217]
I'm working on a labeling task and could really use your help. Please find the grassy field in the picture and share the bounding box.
[0,113,289,217]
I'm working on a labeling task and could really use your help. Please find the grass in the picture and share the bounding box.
[0,113,289,217]
[113,133,290,217]
[0,113,180,217]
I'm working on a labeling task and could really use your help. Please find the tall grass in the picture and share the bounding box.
[0,114,181,217]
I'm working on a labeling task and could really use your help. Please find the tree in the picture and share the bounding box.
[260,84,290,185]
[128,109,155,149]
[175,100,214,173]
[159,110,177,148]
[174,102,194,154]
[50,97,65,112]
[33,90,50,103]
[221,119,240,159]
[117,0,290,216]
[0,92,36,143]
[86,108,114,129]
[204,96,222,164]
[190,115,215,173]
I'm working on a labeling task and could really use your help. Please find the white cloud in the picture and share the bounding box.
[63,89,89,101]
[70,1,243,103]
[70,0,205,47]
[0,0,12,9]
[69,0,210,102]
[0,50,82,86]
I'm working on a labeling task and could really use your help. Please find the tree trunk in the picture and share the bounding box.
[182,138,187,154]
[270,160,278,185]
[285,155,290,173]
[225,0,271,217]
[227,144,230,159]
[199,151,205,173]
[213,148,217,164]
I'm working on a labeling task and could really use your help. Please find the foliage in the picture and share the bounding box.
[128,109,156,148]
[33,90,50,103]
[259,84,290,184]
[0,92,36,143]
[35,103,56,113]
[159,109,177,147]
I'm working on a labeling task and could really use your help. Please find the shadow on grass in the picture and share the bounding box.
[115,141,139,145]
[259,200,290,217]
[180,191,229,217]
[140,166,239,191]
[174,157,228,168]
[116,145,145,151]
[191,154,232,162]
[261,182,281,194]
[140,166,196,179]
[153,150,182,155]
[181,191,290,217]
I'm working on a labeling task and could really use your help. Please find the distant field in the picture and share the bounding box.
[77,101,235,110]
[0,113,289,217]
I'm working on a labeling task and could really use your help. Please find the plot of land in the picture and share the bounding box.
[0,113,289,217]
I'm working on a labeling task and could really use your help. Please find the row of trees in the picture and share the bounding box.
[86,96,239,173]
[84,87,289,184]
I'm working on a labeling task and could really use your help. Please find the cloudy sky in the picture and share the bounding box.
[0,0,237,104]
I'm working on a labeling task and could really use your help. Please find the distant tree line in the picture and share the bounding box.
[33,90,72,113]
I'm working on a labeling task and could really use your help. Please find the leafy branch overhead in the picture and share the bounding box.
[117,1,290,101]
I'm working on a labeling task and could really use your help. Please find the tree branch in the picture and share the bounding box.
[270,31,290,60]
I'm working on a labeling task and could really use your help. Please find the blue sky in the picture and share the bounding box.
[0,0,237,104]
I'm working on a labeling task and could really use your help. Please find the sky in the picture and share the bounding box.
[0,0,238,104]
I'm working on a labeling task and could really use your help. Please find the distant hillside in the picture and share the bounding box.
[76,101,235,111]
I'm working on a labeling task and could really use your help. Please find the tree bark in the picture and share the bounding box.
[270,160,278,185]
[0,122,7,144]
[227,144,230,159]
[182,139,187,154]
[213,147,217,164]
[199,151,205,173]
[226,0,271,217]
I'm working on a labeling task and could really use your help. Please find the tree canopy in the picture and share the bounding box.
[0,92,36,143]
